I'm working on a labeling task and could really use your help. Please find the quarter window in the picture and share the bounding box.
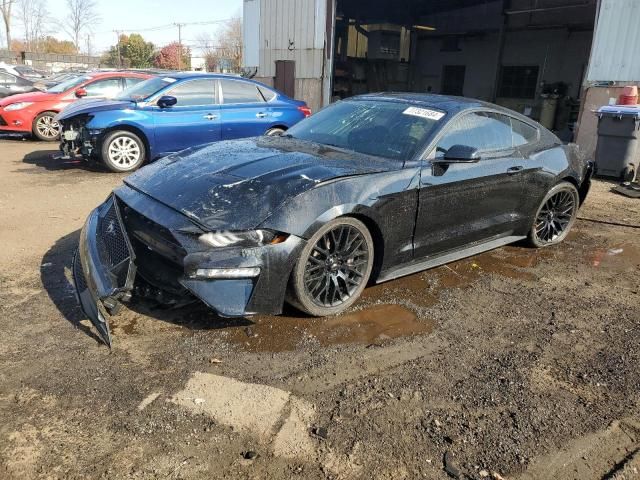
[221,80,263,104]
[436,112,513,156]
[511,118,538,146]
[258,85,276,102]
[167,79,216,106]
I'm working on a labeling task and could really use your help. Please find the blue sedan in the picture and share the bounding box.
[56,73,311,172]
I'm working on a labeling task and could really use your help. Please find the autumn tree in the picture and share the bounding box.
[153,42,190,70]
[104,33,155,68]
[197,16,242,73]
[18,0,49,52]
[61,0,99,53]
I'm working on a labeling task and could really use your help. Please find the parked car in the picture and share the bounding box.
[0,71,152,141]
[0,71,39,98]
[72,93,593,346]
[56,73,311,172]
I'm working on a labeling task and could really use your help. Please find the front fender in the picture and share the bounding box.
[259,168,420,271]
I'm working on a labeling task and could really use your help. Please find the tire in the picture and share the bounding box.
[265,127,286,136]
[287,217,374,316]
[32,111,60,141]
[101,130,146,172]
[622,165,636,183]
[528,181,580,248]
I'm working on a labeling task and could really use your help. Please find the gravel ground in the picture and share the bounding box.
[0,139,638,480]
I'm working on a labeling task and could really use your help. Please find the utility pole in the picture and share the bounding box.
[174,22,186,70]
[114,30,122,68]
[86,34,91,57]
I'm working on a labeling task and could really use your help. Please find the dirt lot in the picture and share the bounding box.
[0,139,639,480]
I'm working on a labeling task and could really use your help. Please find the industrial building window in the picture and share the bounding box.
[498,66,539,99]
[442,66,466,96]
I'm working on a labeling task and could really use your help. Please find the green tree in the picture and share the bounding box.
[105,33,155,68]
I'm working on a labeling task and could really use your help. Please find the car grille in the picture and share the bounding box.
[0,115,7,126]
[96,198,133,286]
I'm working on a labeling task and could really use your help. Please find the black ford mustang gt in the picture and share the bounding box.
[73,93,592,346]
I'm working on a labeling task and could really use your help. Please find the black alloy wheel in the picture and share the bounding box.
[529,181,579,247]
[288,217,374,316]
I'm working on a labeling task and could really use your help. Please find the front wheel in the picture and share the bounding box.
[32,111,60,141]
[287,217,374,316]
[528,181,579,248]
[101,131,146,172]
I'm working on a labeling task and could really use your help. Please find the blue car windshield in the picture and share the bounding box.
[46,75,91,93]
[286,100,444,161]
[115,77,177,101]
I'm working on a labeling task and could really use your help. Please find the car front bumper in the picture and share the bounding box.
[73,190,306,346]
[0,108,33,133]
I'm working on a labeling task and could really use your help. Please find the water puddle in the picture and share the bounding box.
[587,243,640,270]
[223,304,432,353]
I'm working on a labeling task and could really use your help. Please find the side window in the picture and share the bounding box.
[166,79,216,107]
[84,78,123,98]
[0,72,16,84]
[436,112,513,157]
[221,80,263,104]
[124,77,145,88]
[511,118,538,146]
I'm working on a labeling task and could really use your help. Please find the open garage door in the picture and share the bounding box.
[331,0,597,140]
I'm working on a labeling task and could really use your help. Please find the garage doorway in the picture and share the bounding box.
[331,0,597,140]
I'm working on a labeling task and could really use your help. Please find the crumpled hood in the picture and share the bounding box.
[123,136,397,230]
[56,99,136,120]
[0,90,56,107]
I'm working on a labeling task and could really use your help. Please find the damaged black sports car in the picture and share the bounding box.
[73,93,592,346]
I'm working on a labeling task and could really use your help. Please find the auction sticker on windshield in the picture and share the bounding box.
[403,107,445,121]
[162,77,177,83]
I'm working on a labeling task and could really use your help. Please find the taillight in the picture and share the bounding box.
[298,105,312,117]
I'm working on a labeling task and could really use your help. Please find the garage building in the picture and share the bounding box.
[242,0,640,159]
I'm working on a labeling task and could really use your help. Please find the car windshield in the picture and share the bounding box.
[286,100,444,161]
[115,76,175,101]
[46,75,91,93]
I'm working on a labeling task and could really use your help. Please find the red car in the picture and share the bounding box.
[0,71,152,141]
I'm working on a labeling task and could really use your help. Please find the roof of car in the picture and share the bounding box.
[85,71,153,79]
[352,92,540,124]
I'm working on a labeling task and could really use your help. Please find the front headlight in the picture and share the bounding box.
[5,102,34,111]
[198,230,288,248]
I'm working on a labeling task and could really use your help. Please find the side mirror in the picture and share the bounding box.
[75,88,87,98]
[157,95,177,108]
[439,144,481,163]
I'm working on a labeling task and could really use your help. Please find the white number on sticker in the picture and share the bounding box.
[403,107,445,121]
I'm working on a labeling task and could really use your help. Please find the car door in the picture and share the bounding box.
[151,78,221,155]
[414,111,525,258]
[218,79,271,139]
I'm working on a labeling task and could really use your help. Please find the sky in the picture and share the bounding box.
[32,0,242,54]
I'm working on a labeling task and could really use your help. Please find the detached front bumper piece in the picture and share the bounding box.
[73,195,136,347]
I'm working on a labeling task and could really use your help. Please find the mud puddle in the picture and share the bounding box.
[222,304,432,353]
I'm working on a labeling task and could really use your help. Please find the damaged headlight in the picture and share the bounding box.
[198,230,288,249]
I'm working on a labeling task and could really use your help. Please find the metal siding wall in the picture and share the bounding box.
[257,0,325,79]
[587,0,640,82]
[243,0,261,68]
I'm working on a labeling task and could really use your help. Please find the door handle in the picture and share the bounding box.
[507,166,524,174]
[256,112,268,118]
[204,114,218,120]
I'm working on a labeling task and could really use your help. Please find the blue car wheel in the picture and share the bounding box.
[101,130,146,173]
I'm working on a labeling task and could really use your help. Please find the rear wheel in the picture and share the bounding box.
[528,181,579,248]
[265,127,286,136]
[287,217,374,316]
[101,130,146,172]
[32,111,60,141]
